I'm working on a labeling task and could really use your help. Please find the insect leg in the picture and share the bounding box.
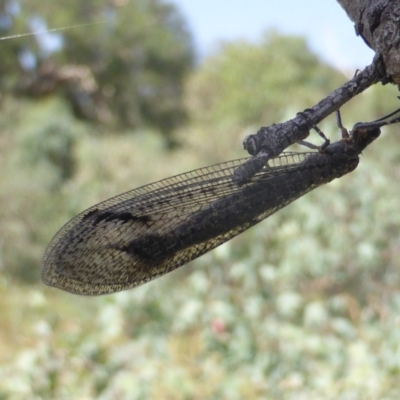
[296,109,330,151]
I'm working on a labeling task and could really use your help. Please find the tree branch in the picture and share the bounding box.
[234,1,400,184]
[337,0,400,83]
[233,56,385,184]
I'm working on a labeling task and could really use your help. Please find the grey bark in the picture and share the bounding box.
[337,0,400,83]
[235,1,400,182]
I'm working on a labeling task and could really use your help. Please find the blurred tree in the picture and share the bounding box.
[185,31,346,128]
[18,98,84,185]
[0,0,194,142]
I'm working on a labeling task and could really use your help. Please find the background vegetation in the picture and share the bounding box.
[1,1,400,398]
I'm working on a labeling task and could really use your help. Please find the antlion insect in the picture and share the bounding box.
[42,108,400,295]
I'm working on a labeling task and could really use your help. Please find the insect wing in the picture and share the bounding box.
[42,153,311,295]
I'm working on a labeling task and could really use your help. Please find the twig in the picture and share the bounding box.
[233,55,387,184]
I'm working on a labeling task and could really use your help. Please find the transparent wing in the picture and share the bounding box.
[42,152,321,295]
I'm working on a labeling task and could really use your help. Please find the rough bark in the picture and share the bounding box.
[235,57,384,183]
[337,0,400,83]
[237,1,400,180]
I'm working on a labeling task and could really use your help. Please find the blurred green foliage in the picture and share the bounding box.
[1,2,400,398]
[18,98,83,184]
[185,31,345,128]
[0,0,194,140]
